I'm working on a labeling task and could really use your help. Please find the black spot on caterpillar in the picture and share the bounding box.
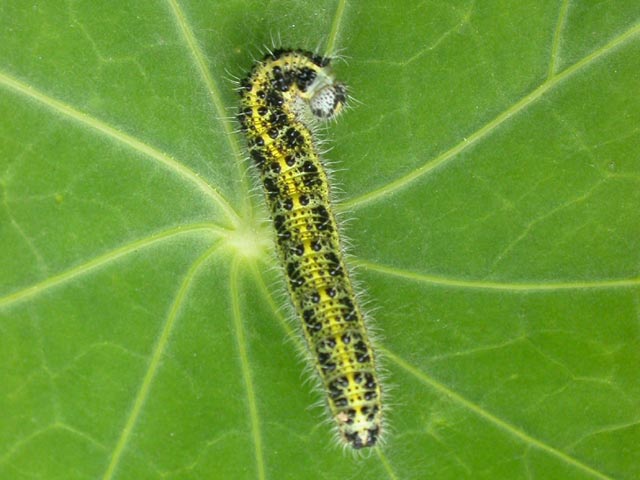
[238,48,383,449]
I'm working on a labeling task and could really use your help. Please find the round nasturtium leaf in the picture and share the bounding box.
[1,1,638,479]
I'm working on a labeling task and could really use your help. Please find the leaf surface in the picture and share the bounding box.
[1,1,639,479]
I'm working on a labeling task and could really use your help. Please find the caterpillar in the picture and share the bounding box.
[237,48,383,449]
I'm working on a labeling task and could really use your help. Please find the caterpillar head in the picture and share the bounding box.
[309,83,347,119]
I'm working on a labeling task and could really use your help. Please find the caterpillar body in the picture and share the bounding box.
[237,49,383,449]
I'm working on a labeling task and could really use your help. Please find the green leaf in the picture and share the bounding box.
[1,1,639,479]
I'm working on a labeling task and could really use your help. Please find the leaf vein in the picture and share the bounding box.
[165,0,250,212]
[547,0,571,79]
[341,20,640,211]
[358,259,640,291]
[383,347,616,480]
[230,260,266,480]
[0,71,238,223]
[0,224,223,309]
[325,0,348,56]
[101,242,223,480]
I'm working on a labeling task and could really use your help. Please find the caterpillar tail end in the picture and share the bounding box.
[337,413,381,449]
